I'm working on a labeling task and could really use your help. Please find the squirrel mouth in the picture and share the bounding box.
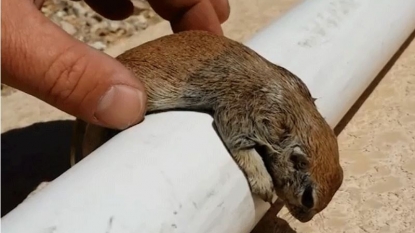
[285,205,315,223]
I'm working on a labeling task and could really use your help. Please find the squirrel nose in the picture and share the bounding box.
[301,185,314,209]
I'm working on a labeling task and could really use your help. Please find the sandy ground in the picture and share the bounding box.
[2,0,415,232]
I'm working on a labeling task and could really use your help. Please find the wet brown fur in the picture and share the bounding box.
[71,30,343,223]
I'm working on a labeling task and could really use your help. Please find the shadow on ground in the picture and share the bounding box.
[251,200,298,233]
[1,120,74,217]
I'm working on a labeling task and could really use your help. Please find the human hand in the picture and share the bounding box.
[1,0,230,130]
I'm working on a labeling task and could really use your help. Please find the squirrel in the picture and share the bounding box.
[66,30,344,223]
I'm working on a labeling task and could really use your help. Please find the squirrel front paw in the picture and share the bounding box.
[232,149,275,204]
[246,167,275,204]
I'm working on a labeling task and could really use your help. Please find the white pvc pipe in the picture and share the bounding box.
[245,0,415,127]
[2,0,415,232]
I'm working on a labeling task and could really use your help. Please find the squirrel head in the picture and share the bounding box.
[256,111,343,222]
[253,68,344,223]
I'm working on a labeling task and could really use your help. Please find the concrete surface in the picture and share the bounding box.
[2,0,414,232]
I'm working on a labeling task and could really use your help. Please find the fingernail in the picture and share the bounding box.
[94,85,145,129]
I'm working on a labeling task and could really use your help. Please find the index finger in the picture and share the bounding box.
[148,0,229,35]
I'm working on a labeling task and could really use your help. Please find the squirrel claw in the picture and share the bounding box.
[266,195,274,205]
[261,190,275,205]
[248,176,275,205]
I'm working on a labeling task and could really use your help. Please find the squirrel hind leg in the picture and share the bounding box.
[70,118,86,166]
[82,124,119,160]
[70,119,119,166]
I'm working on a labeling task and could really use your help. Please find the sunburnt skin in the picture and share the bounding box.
[70,30,343,222]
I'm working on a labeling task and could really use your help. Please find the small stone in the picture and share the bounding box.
[109,21,122,32]
[135,14,148,28]
[56,11,65,18]
[90,41,107,50]
[71,2,88,17]
[131,0,149,10]
[60,21,77,35]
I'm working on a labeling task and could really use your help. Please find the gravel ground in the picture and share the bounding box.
[2,0,162,96]
[41,0,162,50]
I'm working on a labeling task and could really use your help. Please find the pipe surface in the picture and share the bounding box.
[2,0,415,232]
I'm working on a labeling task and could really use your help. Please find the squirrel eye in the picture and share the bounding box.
[301,185,314,209]
[299,161,308,169]
[290,153,310,171]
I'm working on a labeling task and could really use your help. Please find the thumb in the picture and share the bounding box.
[1,0,147,130]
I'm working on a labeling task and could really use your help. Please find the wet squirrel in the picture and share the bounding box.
[70,30,343,223]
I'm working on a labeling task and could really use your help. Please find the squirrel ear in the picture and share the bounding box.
[290,146,310,171]
[312,97,317,102]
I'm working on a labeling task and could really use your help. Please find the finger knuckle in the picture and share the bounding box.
[43,46,88,107]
